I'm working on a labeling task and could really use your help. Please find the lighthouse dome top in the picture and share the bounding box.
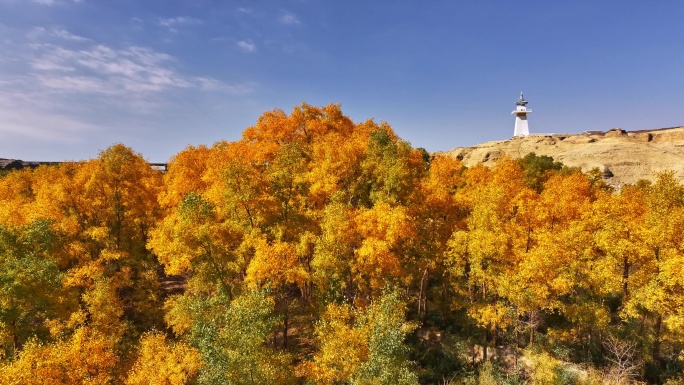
[515,91,528,107]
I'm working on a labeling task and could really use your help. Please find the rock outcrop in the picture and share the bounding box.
[442,126,684,186]
[0,159,40,171]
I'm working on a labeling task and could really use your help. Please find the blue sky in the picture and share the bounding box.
[0,1,682,162]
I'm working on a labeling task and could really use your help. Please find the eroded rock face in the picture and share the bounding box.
[0,159,25,170]
[604,128,627,138]
[0,159,42,171]
[441,126,684,187]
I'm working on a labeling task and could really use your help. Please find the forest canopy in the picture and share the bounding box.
[0,103,683,384]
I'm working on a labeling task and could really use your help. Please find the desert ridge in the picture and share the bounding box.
[442,126,684,186]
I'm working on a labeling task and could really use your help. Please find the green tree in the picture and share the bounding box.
[299,288,418,385]
[189,290,295,385]
[517,152,563,192]
[0,220,71,358]
[352,289,419,385]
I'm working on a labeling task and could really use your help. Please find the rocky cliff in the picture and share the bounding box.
[442,127,684,186]
[0,158,40,170]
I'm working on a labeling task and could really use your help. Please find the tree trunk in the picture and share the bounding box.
[529,309,538,345]
[283,309,289,350]
[514,314,519,370]
[622,255,630,299]
[417,267,429,319]
[483,329,488,362]
[12,318,20,356]
[652,315,662,369]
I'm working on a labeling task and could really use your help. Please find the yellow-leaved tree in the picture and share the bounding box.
[0,326,117,385]
[125,331,202,385]
[298,288,418,385]
[622,172,684,374]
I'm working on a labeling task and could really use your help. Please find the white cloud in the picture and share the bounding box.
[38,75,111,94]
[194,77,254,93]
[27,43,203,94]
[0,32,252,142]
[0,108,96,142]
[52,28,90,41]
[31,58,75,72]
[0,78,98,142]
[156,16,201,32]
[280,12,301,25]
[237,40,256,53]
[26,0,82,5]
[27,27,90,42]
[23,37,247,97]
[26,27,47,39]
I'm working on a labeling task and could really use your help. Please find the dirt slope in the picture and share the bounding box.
[442,127,684,186]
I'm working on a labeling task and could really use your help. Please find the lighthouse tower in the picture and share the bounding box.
[512,92,531,137]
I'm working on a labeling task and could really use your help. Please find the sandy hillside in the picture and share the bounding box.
[441,127,684,186]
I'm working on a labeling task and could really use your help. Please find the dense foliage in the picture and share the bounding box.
[1,103,683,384]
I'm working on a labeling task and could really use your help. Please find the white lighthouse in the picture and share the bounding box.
[512,92,531,137]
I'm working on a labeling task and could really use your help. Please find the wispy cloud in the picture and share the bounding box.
[194,77,254,93]
[156,16,201,32]
[26,0,82,5]
[280,11,301,25]
[26,42,239,95]
[28,27,90,42]
[0,27,252,142]
[0,76,98,142]
[237,40,256,53]
[22,29,250,97]
[52,28,89,41]
[31,57,75,72]
[0,103,97,142]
